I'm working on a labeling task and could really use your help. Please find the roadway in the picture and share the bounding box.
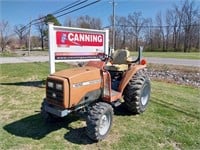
[0,56,200,67]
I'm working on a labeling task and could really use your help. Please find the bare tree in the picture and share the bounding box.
[35,14,61,50]
[64,16,74,27]
[76,15,91,29]
[115,16,129,48]
[0,20,12,52]
[144,18,153,51]
[156,12,165,51]
[166,5,183,51]
[35,18,46,50]
[14,24,28,49]
[195,14,200,50]
[76,15,102,29]
[90,17,102,30]
[128,12,147,51]
[181,0,198,52]
[165,10,173,51]
[31,36,40,48]
[63,0,199,52]
[191,21,200,50]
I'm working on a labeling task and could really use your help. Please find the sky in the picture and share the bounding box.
[1,0,200,29]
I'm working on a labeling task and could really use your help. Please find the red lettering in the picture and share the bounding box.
[56,31,104,47]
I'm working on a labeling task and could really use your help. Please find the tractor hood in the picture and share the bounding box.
[49,66,102,108]
[51,66,100,80]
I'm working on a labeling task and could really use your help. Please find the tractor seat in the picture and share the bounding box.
[105,49,130,71]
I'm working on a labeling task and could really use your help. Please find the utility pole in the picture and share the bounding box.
[28,19,32,56]
[112,0,115,50]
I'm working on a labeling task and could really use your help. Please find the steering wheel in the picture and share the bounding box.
[100,53,113,63]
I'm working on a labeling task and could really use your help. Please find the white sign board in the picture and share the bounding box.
[48,23,109,74]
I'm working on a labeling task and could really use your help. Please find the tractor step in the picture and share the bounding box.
[112,100,122,107]
[103,89,122,102]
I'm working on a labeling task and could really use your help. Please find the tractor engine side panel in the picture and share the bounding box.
[68,67,102,108]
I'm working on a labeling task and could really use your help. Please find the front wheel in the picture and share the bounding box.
[86,102,113,141]
[123,70,151,114]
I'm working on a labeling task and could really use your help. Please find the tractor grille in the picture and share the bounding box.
[46,79,64,104]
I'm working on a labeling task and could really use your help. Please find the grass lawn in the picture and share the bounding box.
[0,51,18,57]
[130,51,200,60]
[1,50,200,60]
[0,62,199,150]
[0,50,49,57]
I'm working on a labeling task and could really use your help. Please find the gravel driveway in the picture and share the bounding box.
[0,56,49,64]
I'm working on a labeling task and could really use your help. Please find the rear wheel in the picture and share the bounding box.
[124,70,151,114]
[86,102,113,141]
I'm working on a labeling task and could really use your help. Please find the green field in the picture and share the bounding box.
[131,51,200,60]
[0,62,200,150]
[1,50,200,60]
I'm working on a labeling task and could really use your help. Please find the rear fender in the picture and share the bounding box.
[118,64,146,92]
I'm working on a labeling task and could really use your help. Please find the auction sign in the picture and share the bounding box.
[48,23,109,74]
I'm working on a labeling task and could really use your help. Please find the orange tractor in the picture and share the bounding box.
[41,47,151,141]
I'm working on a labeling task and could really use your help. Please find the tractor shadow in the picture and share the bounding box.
[64,126,94,144]
[3,113,94,144]
[114,103,136,116]
[0,80,45,88]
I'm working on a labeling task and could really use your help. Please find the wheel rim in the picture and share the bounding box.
[99,113,111,136]
[141,83,150,106]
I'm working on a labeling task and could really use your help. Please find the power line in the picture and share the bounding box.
[32,0,88,23]
[52,0,86,15]
[18,0,90,33]
[9,0,101,38]
[55,0,100,19]
[112,24,200,28]
[29,0,100,28]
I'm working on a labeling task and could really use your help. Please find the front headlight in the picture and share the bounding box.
[47,81,54,88]
[56,83,63,90]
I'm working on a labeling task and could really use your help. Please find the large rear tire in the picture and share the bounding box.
[123,70,151,114]
[86,102,113,141]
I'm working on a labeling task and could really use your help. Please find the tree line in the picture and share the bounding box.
[0,0,199,52]
[113,0,199,52]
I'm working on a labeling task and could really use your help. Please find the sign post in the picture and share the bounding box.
[48,23,109,74]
